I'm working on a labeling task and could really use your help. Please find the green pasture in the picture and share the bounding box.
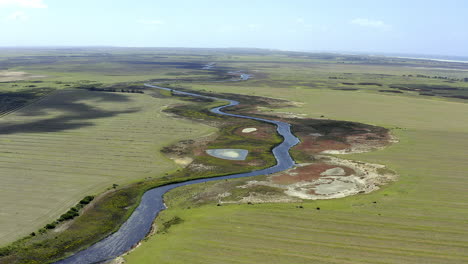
[125,84,468,263]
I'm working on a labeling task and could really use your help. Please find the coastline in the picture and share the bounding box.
[393,56,468,64]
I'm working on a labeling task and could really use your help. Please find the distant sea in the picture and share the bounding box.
[374,53,468,63]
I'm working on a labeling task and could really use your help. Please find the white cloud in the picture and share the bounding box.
[5,11,28,21]
[137,19,164,25]
[351,18,391,30]
[0,0,47,8]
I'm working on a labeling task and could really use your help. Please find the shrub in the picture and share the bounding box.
[45,223,56,229]
[79,196,95,205]
[58,209,79,222]
[158,216,184,234]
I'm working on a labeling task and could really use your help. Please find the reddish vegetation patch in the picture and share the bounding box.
[346,132,390,147]
[296,136,350,154]
[192,143,209,156]
[271,163,354,185]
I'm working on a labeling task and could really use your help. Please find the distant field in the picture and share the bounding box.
[125,82,468,263]
[0,89,215,245]
[0,48,221,84]
[173,60,468,101]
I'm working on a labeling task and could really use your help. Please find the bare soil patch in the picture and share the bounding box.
[233,125,275,140]
[241,127,257,133]
[161,133,216,167]
[237,156,396,201]
[0,71,45,82]
[271,163,353,184]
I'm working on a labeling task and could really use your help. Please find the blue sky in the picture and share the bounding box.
[1,0,467,56]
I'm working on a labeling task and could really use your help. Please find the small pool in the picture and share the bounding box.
[206,149,249,160]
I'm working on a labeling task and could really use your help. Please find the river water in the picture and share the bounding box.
[55,82,300,264]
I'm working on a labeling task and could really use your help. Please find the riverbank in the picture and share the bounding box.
[0,87,285,264]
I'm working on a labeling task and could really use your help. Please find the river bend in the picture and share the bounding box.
[55,83,300,264]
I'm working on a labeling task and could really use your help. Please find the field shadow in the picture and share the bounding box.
[0,89,140,135]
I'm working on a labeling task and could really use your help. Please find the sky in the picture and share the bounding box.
[1,0,468,56]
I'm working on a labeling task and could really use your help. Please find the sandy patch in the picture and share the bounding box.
[271,163,351,184]
[53,221,73,233]
[309,133,323,137]
[187,162,216,172]
[320,167,346,176]
[274,111,307,119]
[172,157,193,166]
[234,126,275,141]
[286,156,396,199]
[290,101,305,107]
[0,71,45,82]
[242,127,257,133]
[238,156,396,200]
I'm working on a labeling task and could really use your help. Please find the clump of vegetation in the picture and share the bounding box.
[45,223,56,230]
[58,207,79,222]
[25,195,96,235]
[55,196,94,223]
[157,216,184,234]
[79,195,95,205]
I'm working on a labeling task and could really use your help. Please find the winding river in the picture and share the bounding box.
[55,81,300,264]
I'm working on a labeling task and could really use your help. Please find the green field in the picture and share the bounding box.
[0,48,467,263]
[125,65,468,263]
[0,88,215,245]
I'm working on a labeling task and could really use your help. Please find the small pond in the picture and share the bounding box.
[206,149,249,160]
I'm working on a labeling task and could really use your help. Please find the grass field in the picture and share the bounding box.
[0,48,467,263]
[125,79,468,263]
[0,88,215,246]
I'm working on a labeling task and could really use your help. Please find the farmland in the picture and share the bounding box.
[0,48,467,264]
[0,88,215,245]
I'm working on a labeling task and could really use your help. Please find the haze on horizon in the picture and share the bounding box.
[1,0,467,57]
